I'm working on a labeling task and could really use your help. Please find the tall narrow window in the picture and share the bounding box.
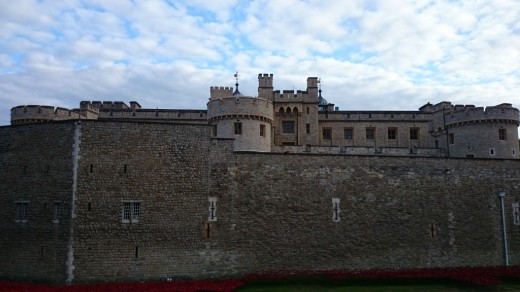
[122,201,140,223]
[212,125,217,137]
[306,123,310,134]
[410,128,419,140]
[448,133,455,145]
[16,201,29,222]
[234,122,242,135]
[332,198,340,222]
[208,197,217,222]
[260,124,266,137]
[53,202,61,223]
[513,203,520,225]
[499,129,507,140]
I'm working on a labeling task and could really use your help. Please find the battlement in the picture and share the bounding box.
[444,103,520,126]
[210,86,233,100]
[11,105,83,125]
[207,96,273,121]
[258,73,274,88]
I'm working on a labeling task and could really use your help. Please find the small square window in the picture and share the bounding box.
[322,128,332,140]
[122,202,140,223]
[282,121,295,134]
[366,128,375,140]
[388,128,397,140]
[344,128,353,140]
[410,128,419,140]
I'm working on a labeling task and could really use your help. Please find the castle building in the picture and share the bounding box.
[1,74,520,284]
[10,74,519,158]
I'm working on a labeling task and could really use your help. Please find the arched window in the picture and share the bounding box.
[293,107,298,114]
[286,107,292,114]
[279,107,284,115]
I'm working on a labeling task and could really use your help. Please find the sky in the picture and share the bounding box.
[1,0,519,126]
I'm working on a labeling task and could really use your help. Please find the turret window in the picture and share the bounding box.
[234,122,242,135]
[499,129,507,140]
[260,124,265,137]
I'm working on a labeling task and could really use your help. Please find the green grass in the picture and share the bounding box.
[235,277,520,291]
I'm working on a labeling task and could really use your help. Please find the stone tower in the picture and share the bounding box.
[207,75,274,152]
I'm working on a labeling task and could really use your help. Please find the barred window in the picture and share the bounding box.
[499,129,507,140]
[234,122,242,135]
[122,202,140,223]
[282,121,295,134]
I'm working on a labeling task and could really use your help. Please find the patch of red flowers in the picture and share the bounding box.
[2,266,520,292]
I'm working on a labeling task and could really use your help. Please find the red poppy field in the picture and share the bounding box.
[2,266,520,292]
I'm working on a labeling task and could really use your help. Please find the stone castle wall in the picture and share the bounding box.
[2,120,520,284]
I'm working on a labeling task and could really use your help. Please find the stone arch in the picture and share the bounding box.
[286,107,292,114]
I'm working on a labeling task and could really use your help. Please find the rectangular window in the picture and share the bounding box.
[322,128,332,140]
[282,121,295,134]
[260,124,265,137]
[122,202,140,223]
[366,128,375,140]
[234,122,242,135]
[344,128,353,140]
[306,123,310,134]
[513,203,520,225]
[499,129,507,140]
[53,202,61,223]
[212,125,217,137]
[208,197,217,222]
[16,201,29,222]
[448,133,455,145]
[332,198,340,222]
[410,128,419,140]
[388,128,397,140]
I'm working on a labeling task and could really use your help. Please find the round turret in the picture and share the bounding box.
[207,86,273,152]
[444,103,519,159]
[10,105,82,125]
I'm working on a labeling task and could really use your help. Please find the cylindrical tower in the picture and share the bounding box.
[445,103,519,159]
[207,86,273,152]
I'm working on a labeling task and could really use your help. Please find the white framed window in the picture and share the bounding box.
[208,197,217,222]
[332,198,340,222]
[122,201,141,223]
[16,201,29,222]
[53,202,61,223]
[513,203,520,225]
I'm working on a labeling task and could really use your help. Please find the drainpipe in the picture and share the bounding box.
[498,191,509,266]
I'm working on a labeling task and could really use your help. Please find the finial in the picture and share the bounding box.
[233,71,243,96]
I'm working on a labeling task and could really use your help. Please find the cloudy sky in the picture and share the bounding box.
[1,0,519,126]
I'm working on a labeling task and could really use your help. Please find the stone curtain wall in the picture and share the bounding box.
[0,122,76,283]
[71,121,216,283]
[221,153,520,274]
[2,120,520,284]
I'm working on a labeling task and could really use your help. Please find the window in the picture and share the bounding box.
[409,128,419,140]
[208,197,217,222]
[366,128,375,140]
[322,128,331,140]
[212,125,217,137]
[490,148,496,156]
[282,121,295,134]
[234,122,242,135]
[16,201,29,222]
[332,198,340,222]
[306,123,310,134]
[53,202,61,223]
[344,128,353,140]
[260,124,265,137]
[514,203,520,225]
[122,202,140,223]
[306,107,310,114]
[448,133,455,145]
[499,129,507,140]
[388,128,397,140]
